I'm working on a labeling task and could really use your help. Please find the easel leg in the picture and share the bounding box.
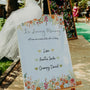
[71,88,75,90]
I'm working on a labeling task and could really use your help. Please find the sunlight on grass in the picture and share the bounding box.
[0,58,13,76]
[0,18,5,31]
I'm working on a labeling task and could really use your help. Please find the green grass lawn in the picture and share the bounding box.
[0,18,13,76]
[0,57,13,76]
[75,23,90,42]
[0,18,5,31]
[0,19,2,31]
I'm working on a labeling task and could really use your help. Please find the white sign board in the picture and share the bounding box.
[17,15,76,90]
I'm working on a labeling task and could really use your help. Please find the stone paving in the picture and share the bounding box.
[2,35,89,90]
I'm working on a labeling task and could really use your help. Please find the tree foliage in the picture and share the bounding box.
[78,0,88,11]
[71,0,89,12]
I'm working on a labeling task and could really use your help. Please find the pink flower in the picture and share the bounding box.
[49,1,51,4]
[44,82,48,89]
[70,78,75,83]
[52,78,56,82]
[31,85,35,89]
[27,81,31,84]
[27,86,30,89]
[44,16,48,22]
[63,79,65,82]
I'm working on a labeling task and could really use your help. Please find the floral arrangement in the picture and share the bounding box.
[17,15,65,30]
[24,73,76,90]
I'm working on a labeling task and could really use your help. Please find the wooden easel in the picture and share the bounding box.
[44,0,78,40]
[46,0,82,89]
